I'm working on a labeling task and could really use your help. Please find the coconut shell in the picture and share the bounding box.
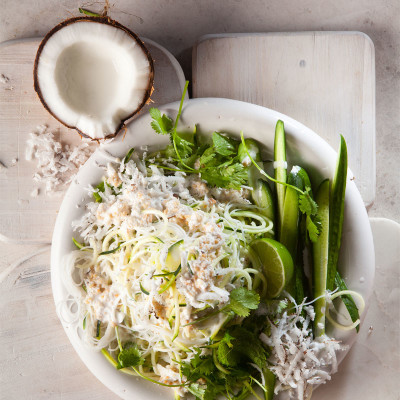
[33,16,155,140]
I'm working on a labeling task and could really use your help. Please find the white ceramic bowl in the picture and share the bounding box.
[51,98,375,400]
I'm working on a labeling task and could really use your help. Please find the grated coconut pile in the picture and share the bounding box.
[260,298,347,400]
[25,125,93,194]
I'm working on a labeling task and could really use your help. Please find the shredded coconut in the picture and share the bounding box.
[30,188,39,198]
[25,125,94,194]
[260,299,347,399]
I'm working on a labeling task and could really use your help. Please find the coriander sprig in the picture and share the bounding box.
[149,82,248,190]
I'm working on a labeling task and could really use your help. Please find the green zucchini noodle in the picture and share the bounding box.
[62,150,270,392]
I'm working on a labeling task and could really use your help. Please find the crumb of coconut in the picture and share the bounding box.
[25,125,95,195]
[0,74,9,84]
[368,326,373,335]
[17,199,29,206]
[11,157,18,165]
[30,188,39,198]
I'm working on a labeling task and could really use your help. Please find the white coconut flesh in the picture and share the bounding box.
[36,21,152,139]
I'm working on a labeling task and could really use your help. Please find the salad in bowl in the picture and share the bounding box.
[52,83,373,400]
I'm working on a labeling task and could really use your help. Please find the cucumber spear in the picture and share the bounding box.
[274,120,287,238]
[328,135,360,331]
[312,179,330,336]
[279,167,305,301]
[327,135,347,290]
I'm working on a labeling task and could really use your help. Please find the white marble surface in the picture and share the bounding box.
[0,0,399,221]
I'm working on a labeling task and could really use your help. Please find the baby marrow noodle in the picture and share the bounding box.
[60,100,364,399]
[63,149,274,394]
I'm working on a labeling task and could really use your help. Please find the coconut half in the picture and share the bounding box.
[34,17,154,140]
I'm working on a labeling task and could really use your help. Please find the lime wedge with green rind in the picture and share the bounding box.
[251,238,294,298]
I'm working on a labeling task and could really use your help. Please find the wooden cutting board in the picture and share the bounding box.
[192,32,375,206]
[0,38,185,243]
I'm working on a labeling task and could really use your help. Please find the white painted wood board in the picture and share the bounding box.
[192,32,375,206]
[0,38,185,243]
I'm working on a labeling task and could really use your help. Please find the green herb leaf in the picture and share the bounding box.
[212,132,237,156]
[200,161,248,190]
[229,327,267,368]
[188,383,206,398]
[93,181,105,202]
[174,133,194,159]
[117,342,145,369]
[216,326,267,369]
[149,108,173,135]
[228,287,260,317]
[299,188,318,216]
[199,146,216,166]
[299,187,321,242]
[217,333,241,367]
[306,214,322,243]
[181,350,215,381]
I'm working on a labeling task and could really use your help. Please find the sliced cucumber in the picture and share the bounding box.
[238,138,275,230]
[274,120,287,237]
[279,167,305,300]
[312,179,330,337]
[327,136,360,332]
[252,179,275,223]
[327,135,347,291]
[165,240,183,271]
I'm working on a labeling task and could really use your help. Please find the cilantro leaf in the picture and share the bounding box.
[200,161,248,190]
[199,146,217,166]
[306,214,322,243]
[212,132,237,156]
[216,326,267,369]
[188,383,206,398]
[174,132,194,159]
[227,287,260,317]
[229,327,267,368]
[117,342,145,369]
[299,187,318,216]
[299,187,321,242]
[149,108,173,135]
[181,350,215,381]
[217,334,241,367]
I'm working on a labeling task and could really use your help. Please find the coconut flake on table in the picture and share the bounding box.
[25,125,94,195]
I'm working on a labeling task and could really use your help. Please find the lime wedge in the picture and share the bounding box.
[251,238,294,298]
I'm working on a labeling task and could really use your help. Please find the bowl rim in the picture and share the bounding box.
[51,97,375,399]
